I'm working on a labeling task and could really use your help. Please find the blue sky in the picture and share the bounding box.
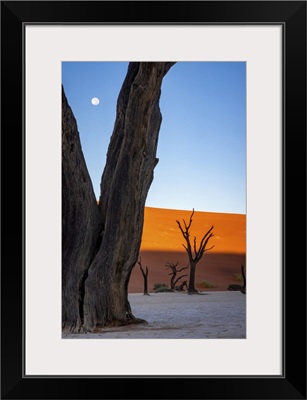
[62,62,246,214]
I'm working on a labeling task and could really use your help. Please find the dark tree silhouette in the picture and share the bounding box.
[137,258,150,296]
[241,263,246,294]
[228,263,246,293]
[178,280,188,291]
[62,62,175,332]
[176,209,215,294]
[165,262,189,291]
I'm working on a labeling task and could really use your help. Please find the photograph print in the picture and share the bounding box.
[62,61,246,339]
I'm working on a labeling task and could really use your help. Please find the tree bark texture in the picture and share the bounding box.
[62,62,175,332]
[62,87,103,332]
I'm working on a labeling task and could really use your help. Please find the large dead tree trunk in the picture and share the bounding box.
[79,62,174,331]
[83,63,173,330]
[62,87,103,332]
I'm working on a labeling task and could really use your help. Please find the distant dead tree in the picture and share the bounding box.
[137,258,150,295]
[178,280,188,291]
[241,262,246,294]
[165,262,189,291]
[228,262,246,293]
[176,209,214,294]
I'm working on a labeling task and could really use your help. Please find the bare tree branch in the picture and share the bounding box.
[198,225,214,252]
[182,243,188,252]
[165,261,179,269]
[173,274,188,287]
[177,265,189,273]
[183,208,194,231]
[165,262,189,291]
[204,244,215,252]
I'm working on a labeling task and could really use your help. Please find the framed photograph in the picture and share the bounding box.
[1,1,306,399]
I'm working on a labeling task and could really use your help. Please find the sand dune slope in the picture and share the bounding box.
[130,207,246,293]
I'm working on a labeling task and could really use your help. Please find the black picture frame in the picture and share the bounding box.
[1,1,306,399]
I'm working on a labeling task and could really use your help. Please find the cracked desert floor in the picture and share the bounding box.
[63,291,246,339]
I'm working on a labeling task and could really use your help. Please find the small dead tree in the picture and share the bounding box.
[165,262,189,291]
[137,258,150,295]
[176,209,214,294]
[178,280,188,291]
[241,262,246,294]
[228,263,246,293]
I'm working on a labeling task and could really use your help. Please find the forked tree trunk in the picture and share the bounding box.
[62,62,175,333]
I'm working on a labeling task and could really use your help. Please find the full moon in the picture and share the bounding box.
[91,97,100,106]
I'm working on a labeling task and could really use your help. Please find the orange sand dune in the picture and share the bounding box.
[141,207,246,253]
[129,207,246,293]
